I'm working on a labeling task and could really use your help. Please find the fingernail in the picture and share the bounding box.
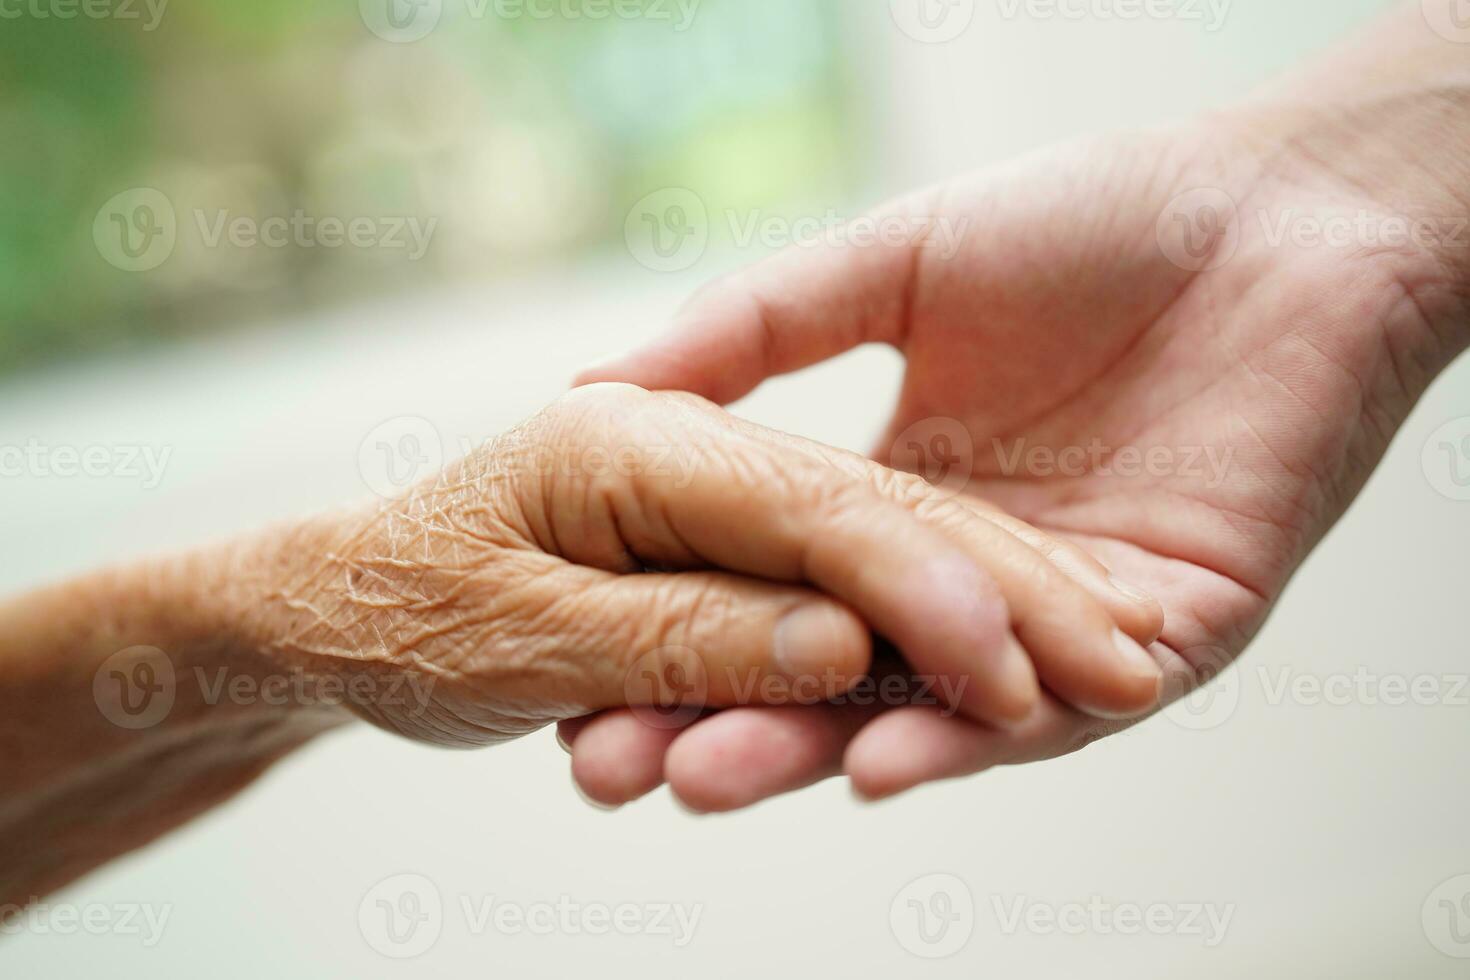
[1113,629,1163,683]
[774,604,848,680]
[555,729,573,754]
[1108,575,1156,606]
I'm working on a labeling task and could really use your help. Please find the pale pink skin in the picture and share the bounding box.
[565,3,1470,810]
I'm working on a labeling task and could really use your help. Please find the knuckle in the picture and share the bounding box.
[546,382,651,436]
[868,464,933,507]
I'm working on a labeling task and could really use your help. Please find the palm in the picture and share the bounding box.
[880,131,1430,675]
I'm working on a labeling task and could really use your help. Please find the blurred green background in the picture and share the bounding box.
[0,0,861,374]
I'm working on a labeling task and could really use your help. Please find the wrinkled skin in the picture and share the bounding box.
[241,383,1165,746]
[569,95,1470,808]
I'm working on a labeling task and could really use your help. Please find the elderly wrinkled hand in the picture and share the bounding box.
[227,382,1162,745]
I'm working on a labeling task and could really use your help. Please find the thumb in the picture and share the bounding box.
[548,565,873,722]
[576,184,946,404]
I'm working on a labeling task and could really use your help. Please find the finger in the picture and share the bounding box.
[553,385,1039,727]
[575,186,945,404]
[542,564,872,710]
[910,502,1164,719]
[567,710,679,808]
[555,715,597,753]
[663,703,880,813]
[950,503,1166,645]
[699,415,1166,646]
[844,696,1107,801]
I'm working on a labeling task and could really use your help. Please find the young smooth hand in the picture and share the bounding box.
[567,3,1470,808]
